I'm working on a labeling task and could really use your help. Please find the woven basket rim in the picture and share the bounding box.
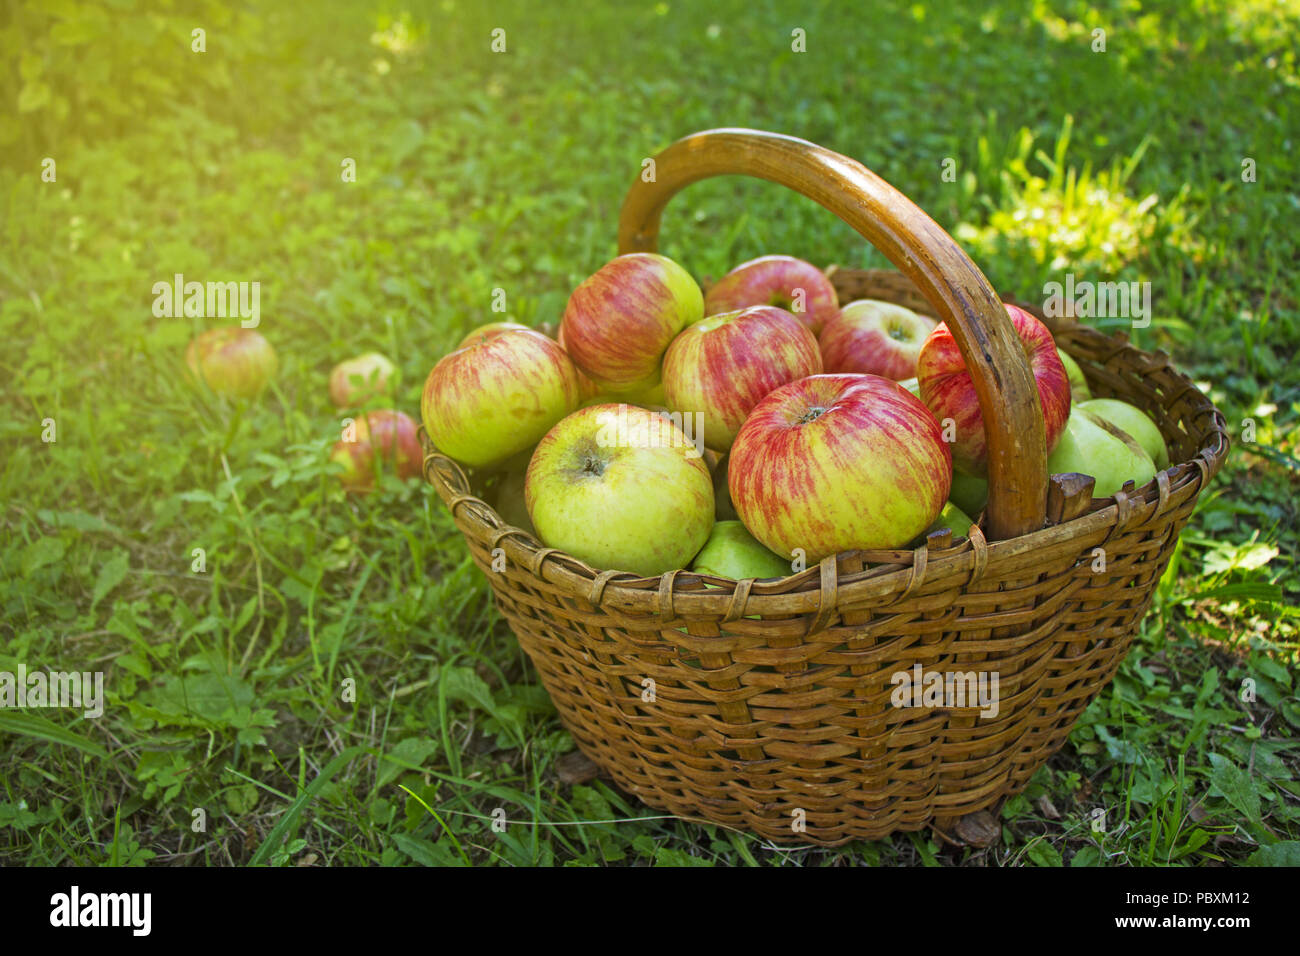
[423,267,1229,620]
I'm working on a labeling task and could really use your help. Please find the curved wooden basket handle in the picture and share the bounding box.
[617,127,1047,541]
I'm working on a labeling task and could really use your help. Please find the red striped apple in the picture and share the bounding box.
[525,403,714,576]
[818,299,936,380]
[459,321,530,349]
[330,409,423,492]
[422,329,582,469]
[704,255,839,335]
[729,374,952,560]
[555,324,608,405]
[662,305,822,452]
[560,253,703,392]
[916,303,1071,477]
[328,351,396,408]
[186,327,278,399]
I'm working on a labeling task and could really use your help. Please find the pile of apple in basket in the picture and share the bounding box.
[422,253,1167,579]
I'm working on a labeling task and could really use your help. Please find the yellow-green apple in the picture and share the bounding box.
[897,376,921,397]
[186,327,278,399]
[729,374,952,560]
[691,521,791,579]
[422,329,582,469]
[1057,347,1092,403]
[711,454,738,520]
[330,409,423,492]
[662,305,823,452]
[560,253,703,392]
[1047,408,1156,498]
[525,403,714,576]
[704,255,839,335]
[949,468,989,517]
[605,372,666,407]
[328,351,396,408]
[916,303,1071,477]
[1080,398,1169,469]
[818,299,937,379]
[459,321,530,349]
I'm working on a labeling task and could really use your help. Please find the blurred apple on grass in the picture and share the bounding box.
[186,327,278,399]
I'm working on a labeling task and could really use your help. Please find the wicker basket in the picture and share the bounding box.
[422,129,1229,846]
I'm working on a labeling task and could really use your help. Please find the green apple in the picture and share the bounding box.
[1080,398,1169,469]
[925,501,974,540]
[949,468,989,517]
[1057,347,1091,403]
[1048,409,1156,498]
[713,456,738,521]
[525,403,714,576]
[494,468,534,534]
[897,376,921,397]
[691,520,791,580]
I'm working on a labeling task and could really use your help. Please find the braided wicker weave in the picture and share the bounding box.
[422,130,1229,846]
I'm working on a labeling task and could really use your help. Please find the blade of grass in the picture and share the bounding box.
[248,745,370,866]
[0,711,108,759]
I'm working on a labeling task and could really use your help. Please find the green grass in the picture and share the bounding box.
[1,0,1297,866]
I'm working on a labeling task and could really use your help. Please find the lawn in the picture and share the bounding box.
[1,0,1297,866]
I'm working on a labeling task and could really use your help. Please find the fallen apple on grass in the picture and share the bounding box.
[704,255,839,335]
[328,351,396,408]
[917,303,1072,477]
[1047,408,1156,498]
[691,520,791,580]
[728,374,952,561]
[662,305,823,452]
[422,328,582,469]
[818,299,936,380]
[1080,398,1169,469]
[525,403,714,576]
[186,327,278,399]
[330,409,423,492]
[560,253,703,392]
